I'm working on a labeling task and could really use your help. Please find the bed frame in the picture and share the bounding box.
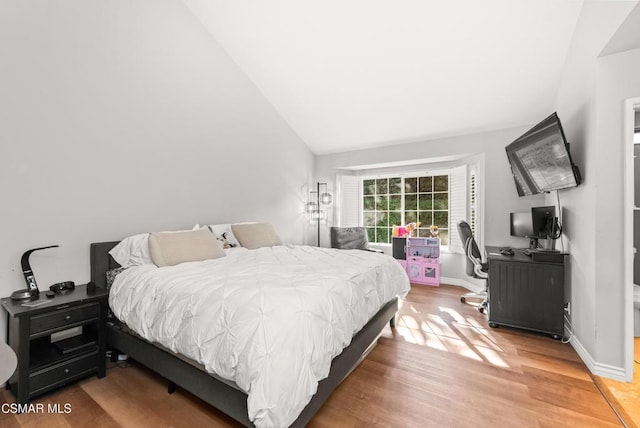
[90,241,398,427]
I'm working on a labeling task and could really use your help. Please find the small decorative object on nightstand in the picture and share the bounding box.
[1,283,108,404]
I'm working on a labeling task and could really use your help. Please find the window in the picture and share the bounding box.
[363,175,449,245]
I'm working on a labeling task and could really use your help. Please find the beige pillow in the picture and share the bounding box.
[231,223,282,249]
[148,228,225,267]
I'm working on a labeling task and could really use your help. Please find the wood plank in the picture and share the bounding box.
[0,390,21,428]
[48,385,118,428]
[78,370,172,428]
[1,284,621,427]
[594,337,640,428]
[102,361,238,427]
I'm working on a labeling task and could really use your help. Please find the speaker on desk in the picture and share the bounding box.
[392,237,406,260]
[531,251,566,264]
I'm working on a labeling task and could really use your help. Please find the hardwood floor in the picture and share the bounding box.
[1,284,622,427]
[595,338,640,427]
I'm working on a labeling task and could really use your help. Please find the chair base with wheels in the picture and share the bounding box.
[460,290,488,314]
[457,221,489,314]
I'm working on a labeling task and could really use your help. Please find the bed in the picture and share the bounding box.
[90,241,409,427]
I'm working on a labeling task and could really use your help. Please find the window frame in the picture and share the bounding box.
[360,170,451,248]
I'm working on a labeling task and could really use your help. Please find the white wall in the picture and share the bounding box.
[0,0,314,342]
[550,0,638,376]
[315,126,546,281]
[594,48,640,368]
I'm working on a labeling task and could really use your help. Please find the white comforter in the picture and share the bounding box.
[109,244,410,427]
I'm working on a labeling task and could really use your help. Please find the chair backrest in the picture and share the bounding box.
[330,227,369,250]
[457,221,482,278]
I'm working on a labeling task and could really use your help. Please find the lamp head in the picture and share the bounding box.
[311,209,326,221]
[306,201,318,213]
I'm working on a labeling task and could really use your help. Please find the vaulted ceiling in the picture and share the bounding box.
[183,0,584,155]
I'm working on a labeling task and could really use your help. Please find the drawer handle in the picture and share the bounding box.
[65,315,71,321]
[63,368,69,374]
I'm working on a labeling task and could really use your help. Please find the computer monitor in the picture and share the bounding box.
[510,212,534,238]
[510,212,538,249]
[531,206,556,239]
[510,207,556,250]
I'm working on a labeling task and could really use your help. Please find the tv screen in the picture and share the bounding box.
[505,113,581,196]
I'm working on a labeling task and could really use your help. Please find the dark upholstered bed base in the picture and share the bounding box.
[90,241,398,427]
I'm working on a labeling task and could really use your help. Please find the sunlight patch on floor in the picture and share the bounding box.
[423,314,458,337]
[402,315,420,329]
[423,332,448,352]
[397,305,509,368]
[454,323,503,352]
[395,326,426,347]
[439,307,466,323]
[465,316,486,330]
[475,345,509,368]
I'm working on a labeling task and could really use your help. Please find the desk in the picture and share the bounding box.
[486,246,568,339]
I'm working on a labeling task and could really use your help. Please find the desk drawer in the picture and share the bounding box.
[30,303,99,335]
[29,351,98,394]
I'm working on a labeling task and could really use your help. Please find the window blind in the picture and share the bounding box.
[337,175,361,227]
[448,165,468,254]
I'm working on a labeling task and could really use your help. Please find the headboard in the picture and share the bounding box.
[90,241,121,290]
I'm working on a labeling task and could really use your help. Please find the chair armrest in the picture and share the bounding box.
[466,239,489,279]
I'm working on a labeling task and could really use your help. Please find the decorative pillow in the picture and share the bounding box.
[105,267,127,291]
[231,223,282,250]
[148,228,225,267]
[109,233,152,267]
[209,224,240,247]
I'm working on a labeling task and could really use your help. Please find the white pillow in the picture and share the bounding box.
[109,233,152,267]
[209,224,241,247]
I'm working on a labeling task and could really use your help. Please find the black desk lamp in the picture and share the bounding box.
[11,245,59,300]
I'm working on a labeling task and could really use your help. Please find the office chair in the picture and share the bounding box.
[330,227,383,252]
[457,221,489,313]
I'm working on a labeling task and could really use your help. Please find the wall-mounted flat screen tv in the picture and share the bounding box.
[505,112,582,197]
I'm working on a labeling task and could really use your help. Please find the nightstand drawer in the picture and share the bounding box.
[29,351,98,394]
[30,303,99,335]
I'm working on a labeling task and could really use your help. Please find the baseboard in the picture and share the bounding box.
[569,332,628,382]
[593,363,628,382]
[440,277,484,293]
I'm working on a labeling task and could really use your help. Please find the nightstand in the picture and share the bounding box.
[1,284,108,404]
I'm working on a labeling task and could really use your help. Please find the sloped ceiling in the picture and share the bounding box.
[600,0,640,57]
[183,0,583,155]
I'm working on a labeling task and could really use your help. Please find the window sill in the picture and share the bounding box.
[369,243,454,253]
